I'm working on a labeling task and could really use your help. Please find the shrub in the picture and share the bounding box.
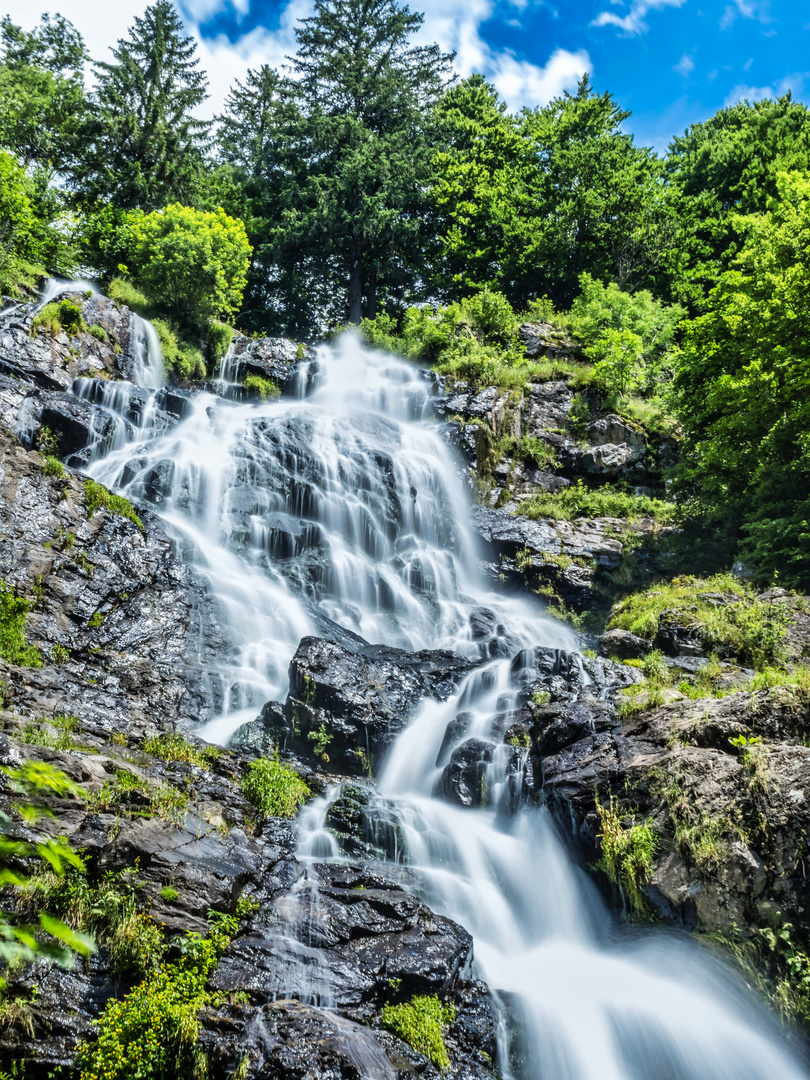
[31,298,87,339]
[459,287,519,344]
[381,995,456,1070]
[244,373,281,400]
[87,323,109,342]
[0,151,45,294]
[0,582,42,667]
[595,793,657,916]
[41,455,66,478]
[208,320,234,364]
[84,479,143,530]
[108,276,150,315]
[129,203,252,330]
[241,757,309,818]
[152,318,206,382]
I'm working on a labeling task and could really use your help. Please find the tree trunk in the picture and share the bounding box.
[348,246,363,324]
[366,263,377,321]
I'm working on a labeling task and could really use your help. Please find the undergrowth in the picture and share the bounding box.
[594,793,657,917]
[142,732,220,769]
[241,756,309,819]
[520,480,680,524]
[244,373,281,400]
[0,581,42,667]
[84,479,143,530]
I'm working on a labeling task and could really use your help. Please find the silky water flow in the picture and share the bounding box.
[55,307,808,1080]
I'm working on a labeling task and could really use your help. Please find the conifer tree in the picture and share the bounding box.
[75,0,209,210]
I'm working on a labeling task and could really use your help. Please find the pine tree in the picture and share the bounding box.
[75,0,209,210]
[280,0,454,325]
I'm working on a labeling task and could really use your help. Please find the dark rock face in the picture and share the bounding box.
[519,322,578,360]
[0,290,146,390]
[283,636,474,774]
[539,688,810,938]
[0,427,219,731]
[224,335,317,395]
[598,627,650,660]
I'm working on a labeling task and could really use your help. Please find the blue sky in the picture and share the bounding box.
[3,0,809,151]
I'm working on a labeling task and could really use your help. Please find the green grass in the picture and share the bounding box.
[108,276,150,316]
[87,323,109,342]
[19,714,84,752]
[241,756,309,818]
[607,574,789,669]
[0,581,42,667]
[152,318,206,381]
[30,299,87,339]
[381,995,456,1070]
[41,455,66,479]
[142,732,220,769]
[595,793,658,916]
[84,479,143,530]
[244,373,281,400]
[519,480,680,524]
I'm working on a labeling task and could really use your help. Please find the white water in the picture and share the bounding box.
[62,318,807,1080]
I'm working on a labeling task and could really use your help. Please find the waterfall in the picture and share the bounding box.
[73,327,809,1080]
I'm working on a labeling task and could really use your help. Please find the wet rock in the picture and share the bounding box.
[283,636,474,775]
[587,415,646,452]
[435,738,494,808]
[0,428,219,731]
[227,335,316,394]
[324,783,405,861]
[578,441,645,479]
[541,687,810,940]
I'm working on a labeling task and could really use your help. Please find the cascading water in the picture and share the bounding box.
[70,321,808,1080]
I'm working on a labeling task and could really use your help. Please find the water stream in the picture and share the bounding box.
[36,285,809,1079]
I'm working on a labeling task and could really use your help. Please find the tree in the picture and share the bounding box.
[0,14,89,175]
[74,0,210,210]
[128,203,252,329]
[672,171,810,587]
[269,0,455,327]
[665,94,810,308]
[0,151,52,292]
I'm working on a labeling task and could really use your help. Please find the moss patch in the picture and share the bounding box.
[381,995,456,1070]
[84,479,144,530]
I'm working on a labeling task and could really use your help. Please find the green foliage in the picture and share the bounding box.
[129,203,251,331]
[19,714,83,752]
[0,152,47,293]
[87,323,108,342]
[0,581,42,667]
[208,320,234,364]
[243,373,281,400]
[151,318,206,382]
[671,171,810,588]
[241,756,309,819]
[306,724,333,760]
[1,760,94,967]
[84,479,143,530]
[107,276,150,314]
[519,480,680,524]
[31,298,86,339]
[607,574,788,670]
[74,911,236,1080]
[142,732,218,769]
[159,886,179,903]
[381,995,456,1070]
[72,0,210,212]
[40,456,65,478]
[595,793,657,916]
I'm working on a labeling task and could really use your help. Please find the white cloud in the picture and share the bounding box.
[674,53,695,76]
[720,0,771,30]
[723,71,808,106]
[1,0,592,116]
[591,0,687,37]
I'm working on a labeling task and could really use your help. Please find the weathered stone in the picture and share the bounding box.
[599,628,650,660]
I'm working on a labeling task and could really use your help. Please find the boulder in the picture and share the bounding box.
[283,636,474,775]
[587,415,647,452]
[598,628,650,660]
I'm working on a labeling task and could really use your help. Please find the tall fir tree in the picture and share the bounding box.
[74,0,210,210]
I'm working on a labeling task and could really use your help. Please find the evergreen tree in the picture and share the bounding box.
[75,0,210,210]
[277,0,455,326]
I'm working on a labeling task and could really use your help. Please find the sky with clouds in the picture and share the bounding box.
[2,0,808,152]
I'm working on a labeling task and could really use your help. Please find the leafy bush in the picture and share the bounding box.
[381,995,456,1070]
[87,323,108,342]
[160,886,179,903]
[41,455,66,478]
[241,756,309,818]
[595,793,657,916]
[0,151,46,294]
[31,298,86,338]
[519,480,680,524]
[129,203,252,330]
[208,320,234,364]
[244,373,281,400]
[0,581,42,667]
[74,912,236,1080]
[84,479,143,530]
[607,574,789,669]
[108,276,150,315]
[152,318,206,382]
[460,287,519,344]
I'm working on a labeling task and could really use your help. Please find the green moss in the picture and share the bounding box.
[41,455,66,479]
[87,323,109,342]
[84,479,144,530]
[381,995,456,1070]
[244,373,281,400]
[241,756,309,818]
[0,581,43,667]
[87,611,105,629]
[159,886,179,904]
[595,793,657,916]
[607,574,789,670]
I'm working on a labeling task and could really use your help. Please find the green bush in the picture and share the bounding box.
[459,287,519,344]
[0,151,47,294]
[208,320,234,364]
[87,323,109,342]
[152,318,206,382]
[241,756,309,818]
[84,479,143,530]
[244,373,281,400]
[159,886,179,903]
[129,203,252,331]
[607,574,789,669]
[0,582,42,667]
[519,480,680,524]
[108,276,150,315]
[381,995,456,1070]
[31,298,87,339]
[41,455,66,478]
